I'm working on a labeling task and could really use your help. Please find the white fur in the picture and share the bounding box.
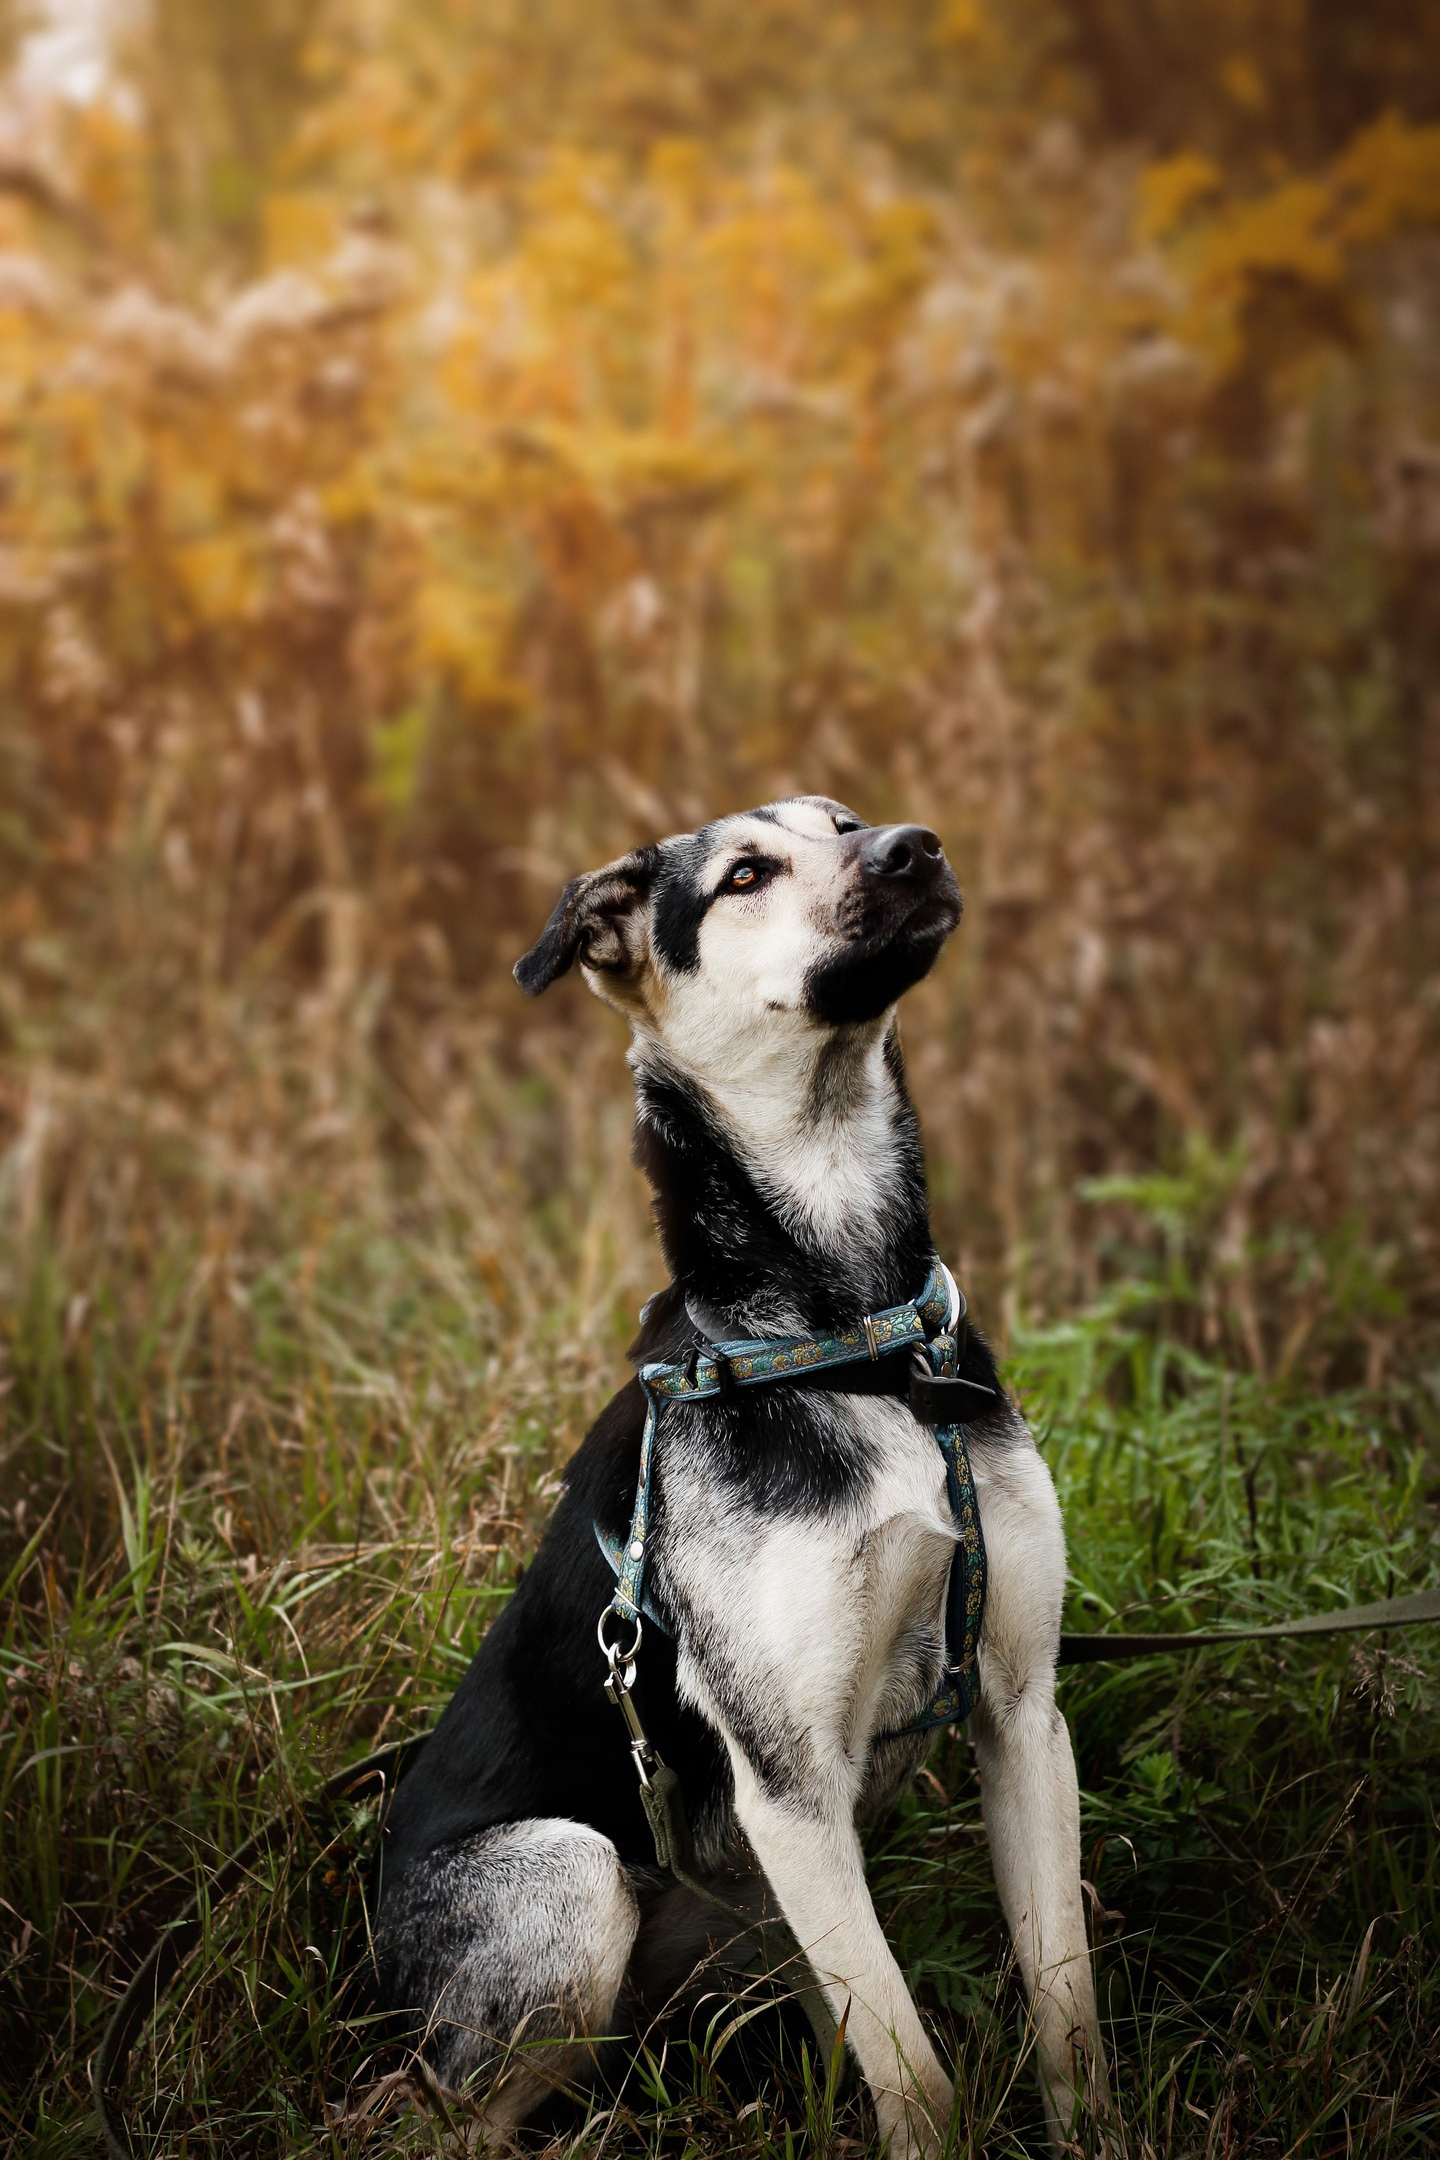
[382,1816,639,2121]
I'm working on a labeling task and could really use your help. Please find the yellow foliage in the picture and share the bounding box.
[1197,179,1338,292]
[371,704,428,809]
[1137,153,1224,244]
[264,191,339,267]
[933,0,988,48]
[63,102,148,247]
[415,579,514,706]
[173,536,255,626]
[1147,114,1440,387]
[1335,113,1440,247]
[0,0,1436,1372]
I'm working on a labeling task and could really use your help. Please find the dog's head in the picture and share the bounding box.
[514,797,961,1060]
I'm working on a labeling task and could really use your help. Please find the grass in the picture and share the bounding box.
[2,1195,1439,2159]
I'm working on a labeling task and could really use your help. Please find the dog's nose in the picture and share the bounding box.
[862,825,946,879]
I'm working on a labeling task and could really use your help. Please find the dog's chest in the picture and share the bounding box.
[659,1396,956,1750]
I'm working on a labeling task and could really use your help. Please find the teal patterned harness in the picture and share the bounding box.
[596,1260,989,1736]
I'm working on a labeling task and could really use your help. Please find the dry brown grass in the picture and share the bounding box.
[1,104,1437,1380]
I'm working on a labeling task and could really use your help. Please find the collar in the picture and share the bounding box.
[641,1259,961,1404]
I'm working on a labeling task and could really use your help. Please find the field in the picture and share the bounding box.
[3,0,1440,2153]
[4,1162,1439,2155]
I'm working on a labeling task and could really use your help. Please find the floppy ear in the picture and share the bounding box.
[513,845,661,995]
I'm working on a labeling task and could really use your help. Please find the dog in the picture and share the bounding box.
[372,796,1105,2153]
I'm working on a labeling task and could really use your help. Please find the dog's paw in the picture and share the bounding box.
[874,2076,953,2160]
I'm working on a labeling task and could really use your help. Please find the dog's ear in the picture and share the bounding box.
[514,845,661,996]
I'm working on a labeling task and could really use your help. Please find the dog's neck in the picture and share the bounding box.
[627,1020,934,1338]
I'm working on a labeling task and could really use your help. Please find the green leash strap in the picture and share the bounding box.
[1059,1584,1440,1664]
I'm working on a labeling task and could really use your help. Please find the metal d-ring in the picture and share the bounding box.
[597,1606,643,1684]
[938,1260,964,1334]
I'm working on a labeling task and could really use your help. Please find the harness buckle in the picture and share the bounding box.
[908,1353,995,1423]
[861,1313,881,1361]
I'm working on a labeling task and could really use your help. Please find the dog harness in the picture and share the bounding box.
[596,1259,991,1735]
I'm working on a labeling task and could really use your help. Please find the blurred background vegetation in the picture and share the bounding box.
[1,3,1439,2153]
[0,0,1438,1376]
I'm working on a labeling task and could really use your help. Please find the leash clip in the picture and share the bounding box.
[598,1610,660,1786]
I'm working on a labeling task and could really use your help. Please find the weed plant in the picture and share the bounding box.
[3,1171,1436,2157]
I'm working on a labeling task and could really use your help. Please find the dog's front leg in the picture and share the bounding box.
[973,1681,1104,2142]
[726,1749,953,2158]
[970,1435,1108,2147]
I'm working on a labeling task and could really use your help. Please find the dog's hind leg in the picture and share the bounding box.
[373,1818,639,2127]
[968,1435,1109,2149]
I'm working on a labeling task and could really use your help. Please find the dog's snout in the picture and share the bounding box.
[863,824,946,880]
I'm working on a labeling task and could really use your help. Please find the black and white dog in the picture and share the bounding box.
[374,797,1105,2153]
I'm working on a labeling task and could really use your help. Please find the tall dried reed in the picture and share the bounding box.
[1,95,1437,1387]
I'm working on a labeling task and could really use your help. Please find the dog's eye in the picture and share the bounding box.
[832,815,864,834]
[726,862,761,890]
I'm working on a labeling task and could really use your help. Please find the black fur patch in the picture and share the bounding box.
[650,842,719,976]
[631,1061,933,1333]
[804,896,961,1027]
[376,1375,732,1897]
[648,812,789,975]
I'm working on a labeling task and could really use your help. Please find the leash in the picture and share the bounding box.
[1057,1585,1440,1664]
